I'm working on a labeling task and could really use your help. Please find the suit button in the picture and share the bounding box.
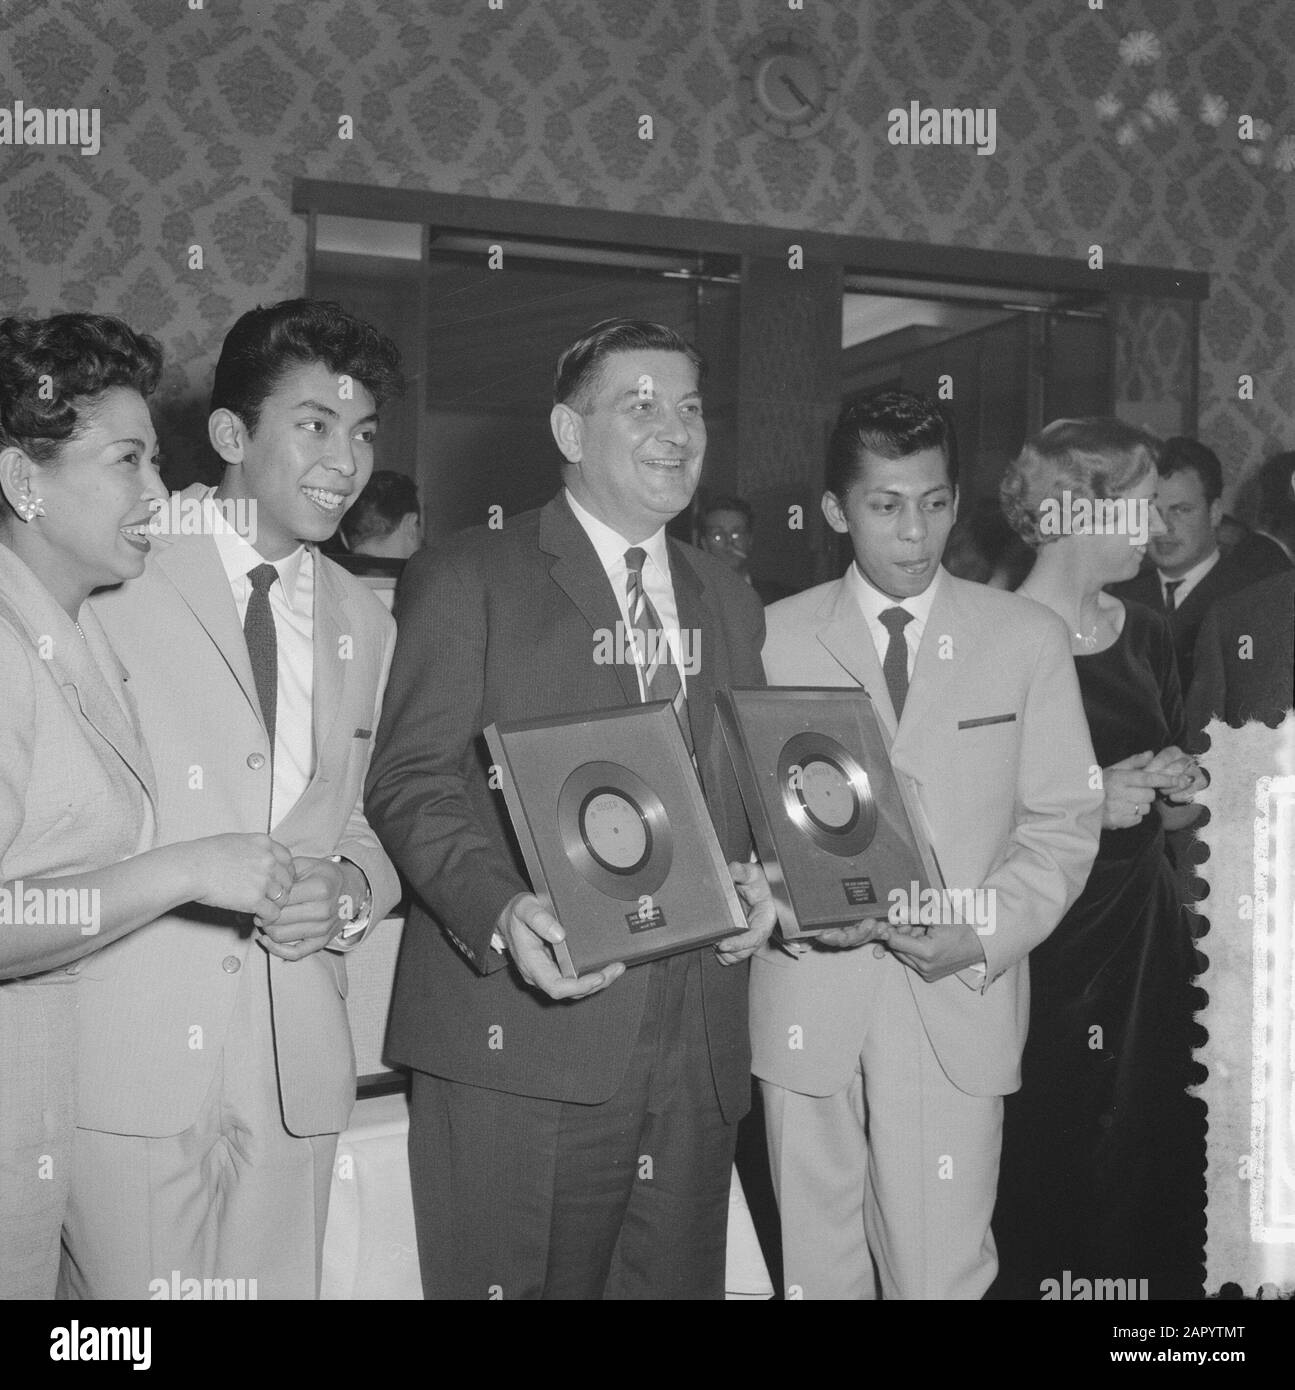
[247,753,266,770]
[221,955,241,974]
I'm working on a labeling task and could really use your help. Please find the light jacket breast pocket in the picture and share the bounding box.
[344,726,373,766]
[956,713,1017,731]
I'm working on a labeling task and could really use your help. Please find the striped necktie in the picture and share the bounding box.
[624,546,692,753]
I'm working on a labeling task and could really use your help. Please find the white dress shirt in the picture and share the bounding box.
[1156,548,1218,609]
[207,490,314,831]
[844,559,943,680]
[563,488,687,696]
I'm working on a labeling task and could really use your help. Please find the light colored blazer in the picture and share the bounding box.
[0,544,156,912]
[750,569,1102,1099]
[0,544,157,1298]
[81,485,399,1138]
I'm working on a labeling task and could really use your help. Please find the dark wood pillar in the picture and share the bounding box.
[736,254,843,590]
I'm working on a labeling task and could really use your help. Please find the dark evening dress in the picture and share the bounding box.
[991,601,1205,1300]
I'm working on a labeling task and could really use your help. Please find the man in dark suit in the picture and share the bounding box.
[365,318,775,1300]
[1109,437,1265,690]
[1186,570,1295,740]
[698,493,794,604]
[1231,450,1295,579]
[330,469,421,582]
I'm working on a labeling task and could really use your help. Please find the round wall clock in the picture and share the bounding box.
[738,26,840,140]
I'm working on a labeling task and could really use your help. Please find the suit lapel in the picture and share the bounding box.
[816,579,897,736]
[0,546,157,809]
[151,522,265,735]
[891,573,962,757]
[669,541,714,760]
[310,552,347,772]
[74,606,160,810]
[539,495,640,707]
[1175,557,1228,626]
[813,570,965,753]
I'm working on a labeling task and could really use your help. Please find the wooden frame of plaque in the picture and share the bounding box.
[485,701,747,977]
[716,687,945,939]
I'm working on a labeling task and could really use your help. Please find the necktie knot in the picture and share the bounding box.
[1163,579,1183,611]
[248,562,279,596]
[624,546,647,579]
[880,606,913,636]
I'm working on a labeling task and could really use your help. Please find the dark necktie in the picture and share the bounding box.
[245,562,279,747]
[879,606,913,721]
[624,547,692,753]
[1163,579,1184,611]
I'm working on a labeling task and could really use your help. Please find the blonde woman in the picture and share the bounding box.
[993,419,1206,1300]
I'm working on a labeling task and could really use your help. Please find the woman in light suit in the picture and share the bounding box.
[0,313,295,1298]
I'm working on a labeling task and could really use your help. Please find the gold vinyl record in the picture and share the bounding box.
[556,760,674,901]
[777,732,878,858]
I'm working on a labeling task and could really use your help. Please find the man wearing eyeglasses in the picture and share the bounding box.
[698,495,794,605]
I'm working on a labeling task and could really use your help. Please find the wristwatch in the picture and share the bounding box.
[329,855,373,939]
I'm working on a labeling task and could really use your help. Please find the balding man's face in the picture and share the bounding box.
[552,349,705,543]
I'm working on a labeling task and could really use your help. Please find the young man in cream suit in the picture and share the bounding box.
[751,390,1102,1300]
[62,301,404,1299]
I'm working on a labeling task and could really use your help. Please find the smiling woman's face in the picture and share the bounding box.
[19,386,166,605]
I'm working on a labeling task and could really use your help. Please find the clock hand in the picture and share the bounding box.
[780,73,817,112]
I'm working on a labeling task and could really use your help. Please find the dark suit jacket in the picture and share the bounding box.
[1108,550,1261,692]
[1184,570,1295,747]
[752,575,795,606]
[1228,530,1293,581]
[365,494,765,1121]
[330,552,408,580]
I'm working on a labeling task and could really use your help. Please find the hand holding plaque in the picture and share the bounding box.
[495,891,626,1000]
[716,687,945,940]
[485,702,748,978]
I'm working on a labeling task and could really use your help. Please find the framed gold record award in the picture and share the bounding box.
[484,701,747,977]
[716,687,944,939]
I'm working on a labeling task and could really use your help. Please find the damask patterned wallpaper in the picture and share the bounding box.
[1,0,1291,498]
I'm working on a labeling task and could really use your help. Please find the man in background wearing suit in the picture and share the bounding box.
[698,493,793,604]
[365,318,776,1299]
[1109,438,1267,690]
[63,300,403,1299]
[332,468,421,581]
[1233,450,1295,577]
[1185,454,1295,740]
[750,391,1102,1299]
[1186,569,1295,739]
